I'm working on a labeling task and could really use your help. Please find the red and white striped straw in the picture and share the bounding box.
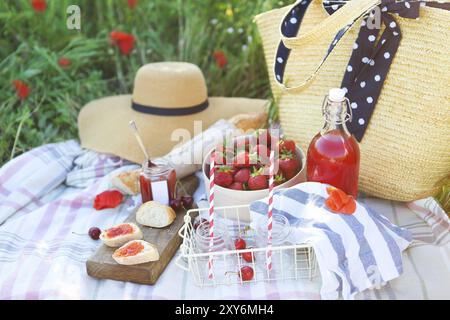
[266,150,275,273]
[207,152,216,279]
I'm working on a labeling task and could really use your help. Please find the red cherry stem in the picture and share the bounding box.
[175,179,188,197]
[72,232,87,236]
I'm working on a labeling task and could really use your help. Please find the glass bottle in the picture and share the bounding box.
[139,158,177,205]
[306,88,360,197]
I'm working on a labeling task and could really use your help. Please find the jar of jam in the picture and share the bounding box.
[307,88,360,197]
[139,159,177,205]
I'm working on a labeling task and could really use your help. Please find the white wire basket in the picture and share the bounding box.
[176,205,317,287]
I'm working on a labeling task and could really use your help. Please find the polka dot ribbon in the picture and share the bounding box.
[274,0,449,142]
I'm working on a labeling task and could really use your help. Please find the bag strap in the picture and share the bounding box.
[274,0,381,92]
[282,0,380,49]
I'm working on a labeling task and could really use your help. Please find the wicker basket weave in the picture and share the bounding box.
[255,0,450,201]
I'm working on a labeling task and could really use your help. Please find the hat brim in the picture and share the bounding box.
[78,95,269,164]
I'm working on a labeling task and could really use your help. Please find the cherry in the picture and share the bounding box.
[239,266,254,281]
[169,198,183,211]
[181,196,194,209]
[193,218,208,230]
[88,227,101,240]
[234,238,246,250]
[241,251,255,263]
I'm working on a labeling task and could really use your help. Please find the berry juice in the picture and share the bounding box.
[306,88,360,197]
[307,130,360,197]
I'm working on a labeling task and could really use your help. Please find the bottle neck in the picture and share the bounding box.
[321,100,351,136]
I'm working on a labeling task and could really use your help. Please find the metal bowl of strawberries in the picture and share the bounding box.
[202,130,306,221]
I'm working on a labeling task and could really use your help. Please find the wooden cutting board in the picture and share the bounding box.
[86,175,199,285]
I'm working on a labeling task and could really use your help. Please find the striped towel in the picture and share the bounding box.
[250,182,413,300]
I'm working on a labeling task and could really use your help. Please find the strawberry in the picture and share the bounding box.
[274,173,286,186]
[234,168,251,184]
[278,139,296,154]
[234,136,253,152]
[229,182,244,190]
[254,129,273,147]
[248,168,268,190]
[279,151,301,180]
[251,144,271,159]
[215,145,234,165]
[214,166,234,187]
[233,151,257,168]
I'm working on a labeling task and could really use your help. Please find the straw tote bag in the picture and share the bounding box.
[255,0,450,201]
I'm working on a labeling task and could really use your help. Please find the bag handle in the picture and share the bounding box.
[282,0,380,49]
[275,0,381,92]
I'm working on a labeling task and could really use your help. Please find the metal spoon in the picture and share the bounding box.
[128,120,155,167]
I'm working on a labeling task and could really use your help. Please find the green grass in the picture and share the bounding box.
[0,0,286,164]
[1,1,448,212]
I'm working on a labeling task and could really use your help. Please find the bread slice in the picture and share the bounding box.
[112,240,159,265]
[110,169,140,195]
[228,111,268,131]
[136,201,176,228]
[100,222,143,247]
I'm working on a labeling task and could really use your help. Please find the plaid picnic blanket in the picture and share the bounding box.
[0,140,449,300]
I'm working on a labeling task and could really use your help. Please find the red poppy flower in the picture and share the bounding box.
[58,57,71,68]
[127,0,138,9]
[110,31,135,55]
[12,80,30,101]
[31,0,46,12]
[93,190,124,210]
[213,50,228,68]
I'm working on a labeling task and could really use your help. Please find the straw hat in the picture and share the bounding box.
[78,62,269,164]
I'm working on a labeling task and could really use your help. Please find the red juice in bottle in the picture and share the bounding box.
[307,88,360,197]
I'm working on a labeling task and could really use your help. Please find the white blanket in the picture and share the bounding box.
[0,140,448,299]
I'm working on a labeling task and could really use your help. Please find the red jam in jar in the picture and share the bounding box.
[139,159,177,205]
[307,88,360,198]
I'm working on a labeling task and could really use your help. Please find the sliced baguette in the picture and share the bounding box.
[110,169,140,195]
[112,240,159,265]
[136,201,176,228]
[228,111,268,131]
[100,222,143,247]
